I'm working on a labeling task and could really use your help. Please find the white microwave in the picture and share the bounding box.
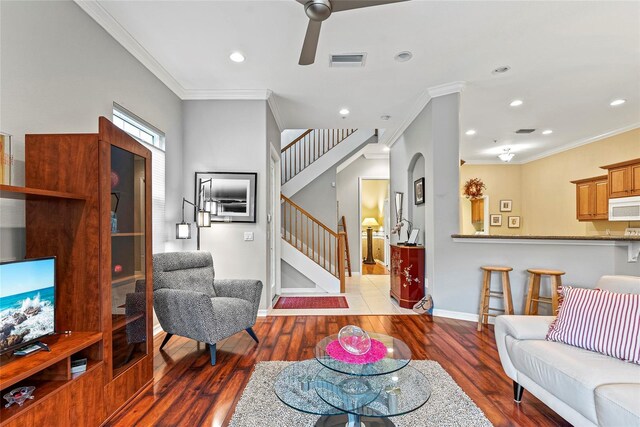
[609,196,640,221]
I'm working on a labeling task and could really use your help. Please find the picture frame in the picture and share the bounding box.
[195,172,257,223]
[407,229,420,244]
[500,200,512,212]
[508,216,521,228]
[490,214,502,226]
[414,177,425,205]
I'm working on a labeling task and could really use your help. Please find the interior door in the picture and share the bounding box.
[269,155,278,302]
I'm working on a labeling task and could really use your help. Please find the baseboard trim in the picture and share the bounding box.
[433,308,493,324]
[257,309,269,317]
[280,288,325,294]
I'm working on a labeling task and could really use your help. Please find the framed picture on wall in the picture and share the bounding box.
[414,177,425,205]
[195,172,257,223]
[508,216,521,228]
[490,214,502,226]
[500,200,512,212]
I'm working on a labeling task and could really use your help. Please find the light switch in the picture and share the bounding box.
[244,232,254,241]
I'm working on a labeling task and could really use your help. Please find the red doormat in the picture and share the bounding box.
[273,296,349,309]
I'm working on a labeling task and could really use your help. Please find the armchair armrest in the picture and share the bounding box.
[494,315,555,381]
[213,279,263,320]
[153,288,216,343]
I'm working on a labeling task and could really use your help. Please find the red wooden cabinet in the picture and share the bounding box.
[390,245,425,309]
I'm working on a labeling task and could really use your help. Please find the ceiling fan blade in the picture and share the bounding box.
[332,0,409,13]
[299,19,322,65]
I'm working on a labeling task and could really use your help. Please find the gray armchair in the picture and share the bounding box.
[152,251,262,365]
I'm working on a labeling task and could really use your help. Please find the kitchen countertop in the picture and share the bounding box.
[451,234,640,241]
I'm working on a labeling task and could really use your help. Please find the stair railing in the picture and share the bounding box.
[281,129,357,184]
[281,194,346,292]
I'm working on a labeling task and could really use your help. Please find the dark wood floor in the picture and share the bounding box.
[107,315,570,427]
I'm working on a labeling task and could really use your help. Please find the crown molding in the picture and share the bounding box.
[267,93,285,132]
[463,123,640,165]
[74,0,187,99]
[518,123,640,164]
[380,90,431,148]
[427,81,466,98]
[382,81,467,148]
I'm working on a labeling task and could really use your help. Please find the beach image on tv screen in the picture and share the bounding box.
[0,258,55,352]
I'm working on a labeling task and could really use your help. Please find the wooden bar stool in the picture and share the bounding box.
[524,269,565,315]
[478,266,514,331]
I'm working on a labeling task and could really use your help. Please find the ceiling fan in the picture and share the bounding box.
[296,0,409,65]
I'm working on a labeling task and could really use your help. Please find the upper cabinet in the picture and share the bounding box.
[571,175,609,221]
[601,158,640,198]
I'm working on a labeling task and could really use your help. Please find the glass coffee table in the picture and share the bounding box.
[274,333,431,427]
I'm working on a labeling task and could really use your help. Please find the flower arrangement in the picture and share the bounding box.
[462,178,486,200]
[392,218,413,241]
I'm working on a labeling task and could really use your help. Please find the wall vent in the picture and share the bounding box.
[515,129,536,134]
[330,53,367,67]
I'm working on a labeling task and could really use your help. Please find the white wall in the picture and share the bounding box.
[337,157,389,273]
[182,100,273,309]
[390,92,639,319]
[0,0,184,260]
[281,129,307,149]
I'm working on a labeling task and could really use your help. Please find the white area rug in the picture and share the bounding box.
[229,360,493,427]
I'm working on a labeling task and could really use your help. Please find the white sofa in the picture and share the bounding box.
[495,275,640,427]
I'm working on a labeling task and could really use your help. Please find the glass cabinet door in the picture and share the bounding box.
[110,145,147,376]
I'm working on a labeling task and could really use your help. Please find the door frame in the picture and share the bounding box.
[269,145,282,305]
[358,177,390,273]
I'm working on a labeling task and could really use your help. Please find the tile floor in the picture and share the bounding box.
[269,274,416,316]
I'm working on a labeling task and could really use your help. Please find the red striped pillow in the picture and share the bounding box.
[546,286,640,364]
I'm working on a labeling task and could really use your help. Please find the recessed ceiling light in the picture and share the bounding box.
[380,115,391,121]
[383,146,390,152]
[542,129,553,135]
[229,52,245,63]
[465,129,477,136]
[394,51,413,62]
[610,99,626,107]
[492,65,511,74]
[510,99,523,107]
[339,108,350,116]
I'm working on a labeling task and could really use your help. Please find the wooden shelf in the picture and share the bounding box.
[0,332,101,390]
[0,360,102,425]
[0,184,86,201]
[111,232,144,237]
[111,313,145,332]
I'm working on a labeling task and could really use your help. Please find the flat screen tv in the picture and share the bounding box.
[0,257,56,354]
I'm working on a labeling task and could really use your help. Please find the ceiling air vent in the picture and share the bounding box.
[515,129,536,134]
[329,53,367,67]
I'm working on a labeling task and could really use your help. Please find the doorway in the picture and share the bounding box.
[359,178,390,275]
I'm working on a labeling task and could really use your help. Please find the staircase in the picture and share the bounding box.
[281,128,377,197]
[281,195,346,293]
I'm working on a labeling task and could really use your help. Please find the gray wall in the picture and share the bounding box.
[410,154,426,245]
[337,157,389,273]
[390,93,639,318]
[281,261,316,289]
[291,167,337,227]
[182,100,273,309]
[0,0,184,260]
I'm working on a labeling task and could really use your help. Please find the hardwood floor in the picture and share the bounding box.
[361,261,390,275]
[107,315,570,427]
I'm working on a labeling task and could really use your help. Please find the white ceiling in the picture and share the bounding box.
[84,0,639,163]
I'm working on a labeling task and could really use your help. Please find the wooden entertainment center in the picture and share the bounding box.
[0,117,153,425]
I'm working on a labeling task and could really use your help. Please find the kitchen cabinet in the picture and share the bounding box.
[601,158,640,198]
[471,198,484,223]
[570,175,609,221]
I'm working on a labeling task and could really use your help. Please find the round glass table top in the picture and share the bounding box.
[274,359,343,416]
[315,365,431,418]
[315,333,411,376]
